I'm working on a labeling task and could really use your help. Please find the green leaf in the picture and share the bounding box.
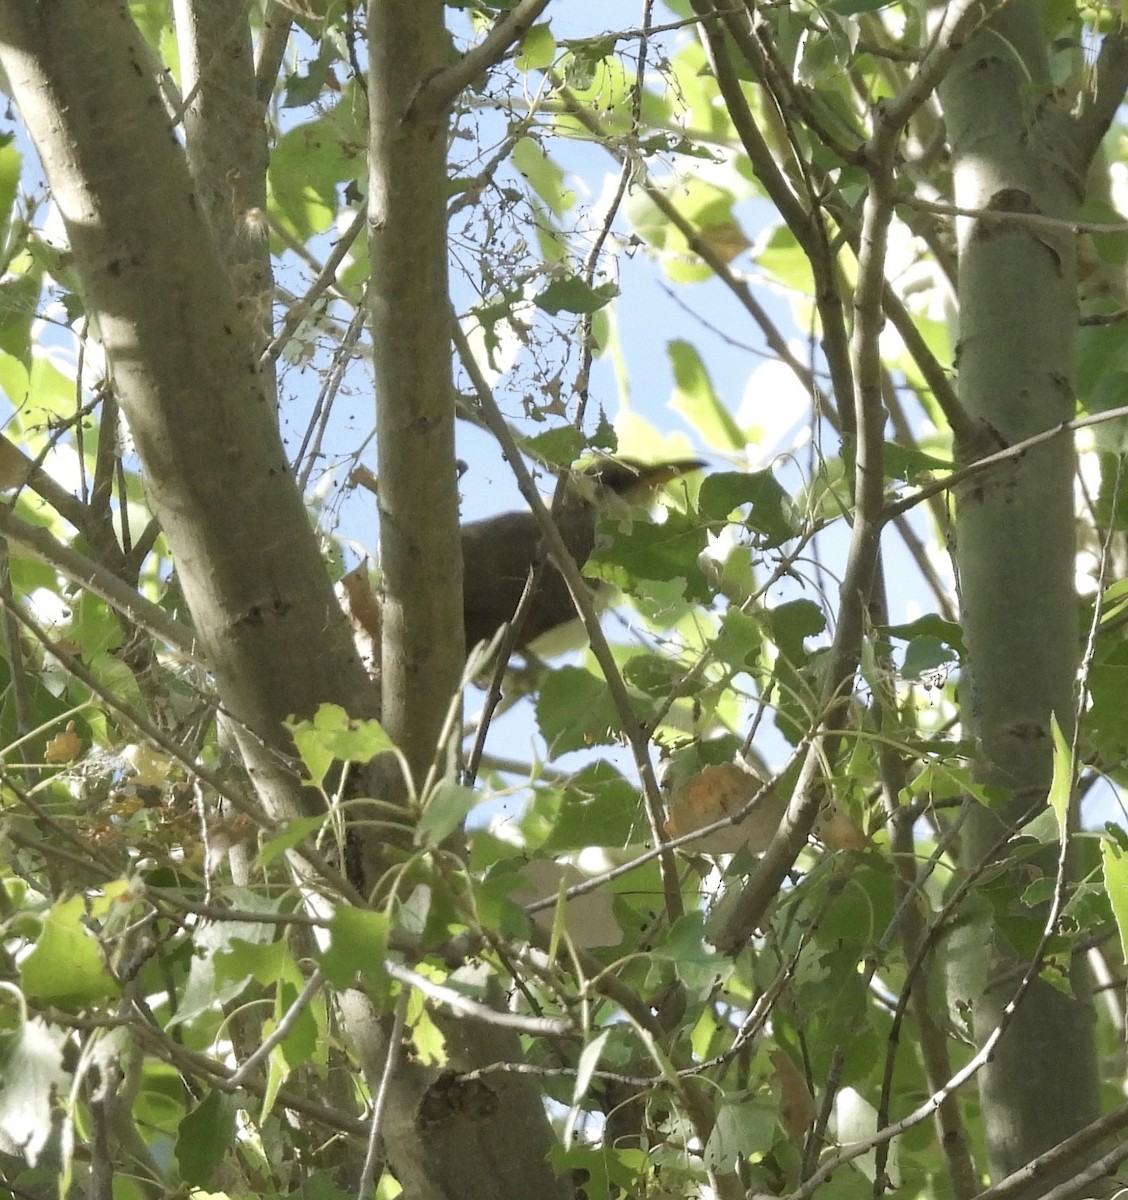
[1046,710,1070,835]
[881,441,955,482]
[1083,370,1128,453]
[1048,714,1072,836]
[559,35,620,91]
[667,340,744,451]
[713,609,763,670]
[536,666,622,757]
[565,1030,609,1146]
[698,470,798,548]
[1083,198,1128,265]
[171,894,282,1026]
[588,510,710,599]
[20,896,118,1006]
[0,139,21,240]
[901,636,958,680]
[523,425,587,466]
[535,277,618,315]
[320,907,390,992]
[539,763,645,852]
[258,813,329,867]
[418,781,476,846]
[623,652,699,698]
[215,936,293,987]
[548,1143,637,1200]
[826,0,893,15]
[764,599,826,662]
[288,703,395,787]
[269,111,361,239]
[176,1091,234,1186]
[648,912,727,989]
[515,22,555,71]
[1102,836,1128,964]
[705,1095,777,1169]
[511,137,574,217]
[883,614,966,660]
[0,1019,68,1168]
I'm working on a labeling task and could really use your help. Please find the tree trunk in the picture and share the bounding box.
[938,2,1101,1186]
[361,3,568,1195]
[0,0,380,834]
[0,3,568,1195]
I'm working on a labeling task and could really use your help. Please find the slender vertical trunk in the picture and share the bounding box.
[938,2,1100,1186]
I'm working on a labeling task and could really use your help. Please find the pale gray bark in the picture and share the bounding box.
[0,0,378,817]
[173,0,274,361]
[937,2,1108,1187]
[362,3,569,1196]
[367,0,464,784]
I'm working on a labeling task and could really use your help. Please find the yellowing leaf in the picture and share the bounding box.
[696,219,750,264]
[664,762,786,853]
[336,562,381,679]
[665,762,866,854]
[816,803,869,851]
[516,23,556,72]
[43,721,82,764]
[771,1048,816,1138]
[121,742,171,784]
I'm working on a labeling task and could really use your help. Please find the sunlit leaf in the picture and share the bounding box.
[21,897,118,1006]
[668,340,744,451]
[1048,714,1072,836]
[320,907,390,993]
[287,703,395,787]
[535,277,618,315]
[536,666,622,757]
[699,470,798,547]
[0,1019,68,1168]
[1102,836,1128,963]
[515,23,555,71]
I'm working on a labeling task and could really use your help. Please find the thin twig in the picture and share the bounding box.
[229,969,327,1087]
[451,318,684,926]
[0,504,200,661]
[882,402,1128,523]
[386,960,572,1035]
[356,988,409,1200]
[410,0,552,118]
[261,206,367,366]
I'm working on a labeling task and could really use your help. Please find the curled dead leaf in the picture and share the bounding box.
[664,761,869,855]
[770,1049,816,1138]
[664,762,786,854]
[337,561,381,680]
[349,464,379,497]
[44,720,82,764]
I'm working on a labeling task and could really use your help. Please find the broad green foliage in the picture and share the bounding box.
[0,2,1125,1199]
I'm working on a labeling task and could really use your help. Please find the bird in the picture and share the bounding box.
[460,457,705,656]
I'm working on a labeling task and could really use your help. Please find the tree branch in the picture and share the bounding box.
[1073,25,1128,166]
[411,0,551,118]
[0,505,199,661]
[452,318,685,926]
